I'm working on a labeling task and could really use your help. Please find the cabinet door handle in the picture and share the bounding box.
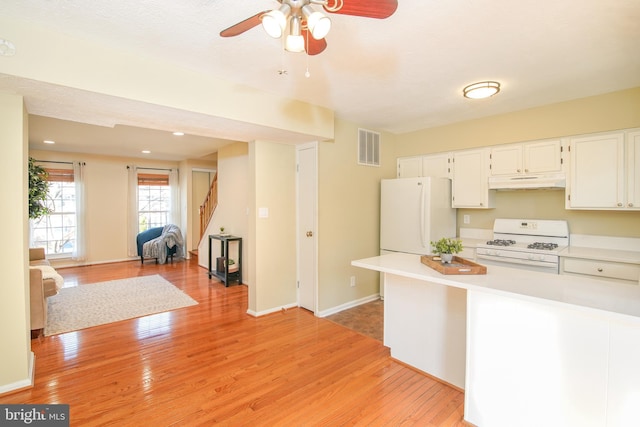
[306,231,313,237]
[629,203,634,207]
[597,268,603,272]
[524,169,529,173]
[617,203,623,207]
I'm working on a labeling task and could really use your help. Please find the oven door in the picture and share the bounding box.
[476,249,559,274]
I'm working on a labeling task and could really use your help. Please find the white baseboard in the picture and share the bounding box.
[247,302,298,317]
[317,294,381,318]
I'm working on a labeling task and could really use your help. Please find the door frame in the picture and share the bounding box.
[296,141,318,313]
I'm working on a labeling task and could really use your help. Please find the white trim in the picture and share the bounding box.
[0,352,35,395]
[317,294,380,318]
[191,167,217,173]
[296,142,319,314]
[246,302,299,317]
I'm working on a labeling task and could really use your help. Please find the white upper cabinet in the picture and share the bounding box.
[566,130,639,210]
[422,153,451,179]
[452,148,494,208]
[397,153,451,178]
[628,130,640,208]
[397,156,423,178]
[490,139,563,176]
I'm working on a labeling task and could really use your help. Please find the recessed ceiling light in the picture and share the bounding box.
[173,131,184,136]
[142,150,151,154]
[463,81,501,99]
[43,140,55,144]
[0,39,16,57]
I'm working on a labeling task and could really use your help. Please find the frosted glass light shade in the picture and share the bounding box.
[262,4,290,38]
[303,6,331,40]
[285,34,305,52]
[463,81,501,99]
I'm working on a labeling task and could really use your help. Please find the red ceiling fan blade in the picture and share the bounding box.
[302,29,328,55]
[220,10,269,37]
[324,0,398,19]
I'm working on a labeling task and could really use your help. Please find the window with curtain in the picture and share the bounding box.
[31,168,77,257]
[137,173,171,232]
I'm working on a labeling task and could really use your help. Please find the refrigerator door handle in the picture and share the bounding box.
[419,182,426,248]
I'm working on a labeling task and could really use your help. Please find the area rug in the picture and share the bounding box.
[45,275,198,336]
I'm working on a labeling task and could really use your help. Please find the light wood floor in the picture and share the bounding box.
[5,258,466,426]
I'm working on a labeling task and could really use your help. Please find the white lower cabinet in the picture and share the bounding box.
[465,290,639,427]
[561,257,640,283]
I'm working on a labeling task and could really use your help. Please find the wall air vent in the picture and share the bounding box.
[358,128,380,166]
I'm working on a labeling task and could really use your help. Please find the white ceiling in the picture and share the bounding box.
[1,0,639,161]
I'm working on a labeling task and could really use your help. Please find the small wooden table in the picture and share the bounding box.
[208,235,242,286]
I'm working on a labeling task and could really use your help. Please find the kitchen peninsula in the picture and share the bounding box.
[352,252,640,427]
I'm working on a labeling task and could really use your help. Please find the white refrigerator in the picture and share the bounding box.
[380,177,456,296]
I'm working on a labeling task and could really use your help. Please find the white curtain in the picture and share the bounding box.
[168,168,180,226]
[72,161,86,261]
[127,165,139,257]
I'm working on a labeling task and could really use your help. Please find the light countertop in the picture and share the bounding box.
[352,252,640,323]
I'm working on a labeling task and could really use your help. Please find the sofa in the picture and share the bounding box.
[29,248,63,337]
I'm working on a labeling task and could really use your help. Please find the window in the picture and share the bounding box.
[31,168,77,256]
[137,173,170,232]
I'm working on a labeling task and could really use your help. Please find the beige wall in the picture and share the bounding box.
[29,150,215,265]
[198,143,249,277]
[247,141,297,314]
[393,88,640,238]
[0,94,32,392]
[317,120,397,311]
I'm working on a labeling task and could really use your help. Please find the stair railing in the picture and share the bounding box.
[199,173,218,242]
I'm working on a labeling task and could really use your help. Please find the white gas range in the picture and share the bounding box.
[475,219,569,273]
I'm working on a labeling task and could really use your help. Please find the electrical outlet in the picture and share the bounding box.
[463,215,470,224]
[350,276,356,287]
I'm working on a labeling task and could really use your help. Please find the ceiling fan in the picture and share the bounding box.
[220,0,398,55]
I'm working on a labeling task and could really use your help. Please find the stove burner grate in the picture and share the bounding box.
[527,242,559,250]
[486,239,516,246]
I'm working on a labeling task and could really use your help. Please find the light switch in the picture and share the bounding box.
[258,207,269,218]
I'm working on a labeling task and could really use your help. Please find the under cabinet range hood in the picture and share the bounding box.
[488,173,566,190]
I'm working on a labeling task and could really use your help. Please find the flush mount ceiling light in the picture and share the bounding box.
[172,131,185,136]
[43,140,55,144]
[463,81,501,99]
[220,0,398,55]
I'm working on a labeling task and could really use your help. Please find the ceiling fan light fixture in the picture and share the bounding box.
[302,5,331,40]
[285,16,305,52]
[262,4,290,38]
[463,81,501,99]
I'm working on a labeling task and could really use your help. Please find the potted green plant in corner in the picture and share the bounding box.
[28,157,51,220]
[430,237,463,264]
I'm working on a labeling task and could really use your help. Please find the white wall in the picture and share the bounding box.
[0,93,33,393]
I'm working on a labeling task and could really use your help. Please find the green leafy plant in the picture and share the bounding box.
[219,226,225,233]
[28,157,51,220]
[430,237,463,255]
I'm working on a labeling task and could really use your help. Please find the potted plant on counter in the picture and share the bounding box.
[430,238,463,264]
